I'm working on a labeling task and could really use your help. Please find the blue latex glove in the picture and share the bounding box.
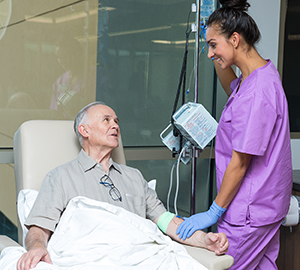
[176,201,226,240]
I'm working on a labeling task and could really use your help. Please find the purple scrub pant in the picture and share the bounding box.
[217,218,282,270]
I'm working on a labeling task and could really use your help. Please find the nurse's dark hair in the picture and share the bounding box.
[207,0,261,48]
[74,101,106,147]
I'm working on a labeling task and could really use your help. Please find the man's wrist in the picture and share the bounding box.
[189,229,207,248]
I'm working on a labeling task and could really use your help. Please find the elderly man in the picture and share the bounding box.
[17,101,229,270]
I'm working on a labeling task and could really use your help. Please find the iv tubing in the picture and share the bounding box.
[174,144,188,215]
[167,162,177,212]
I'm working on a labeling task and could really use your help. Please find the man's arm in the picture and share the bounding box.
[17,225,52,270]
[154,215,228,255]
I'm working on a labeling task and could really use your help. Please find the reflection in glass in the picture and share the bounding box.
[0,0,97,147]
[0,0,214,148]
[51,33,92,119]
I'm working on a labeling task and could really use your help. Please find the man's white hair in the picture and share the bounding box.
[74,101,106,147]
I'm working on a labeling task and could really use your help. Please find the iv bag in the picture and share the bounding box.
[201,0,215,20]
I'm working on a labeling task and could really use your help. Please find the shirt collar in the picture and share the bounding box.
[233,59,271,97]
[78,149,122,174]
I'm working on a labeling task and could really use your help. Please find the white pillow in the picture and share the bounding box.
[17,180,157,246]
[148,179,156,190]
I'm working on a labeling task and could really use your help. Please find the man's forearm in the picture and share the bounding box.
[25,226,51,251]
[165,216,206,247]
[17,226,52,270]
[163,216,228,255]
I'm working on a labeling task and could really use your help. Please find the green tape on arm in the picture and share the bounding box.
[157,211,175,233]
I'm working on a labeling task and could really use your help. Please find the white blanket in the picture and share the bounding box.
[0,196,207,270]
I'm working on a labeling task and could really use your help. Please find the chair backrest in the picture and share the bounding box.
[13,120,126,243]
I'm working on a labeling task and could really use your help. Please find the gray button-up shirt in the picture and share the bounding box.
[25,149,166,232]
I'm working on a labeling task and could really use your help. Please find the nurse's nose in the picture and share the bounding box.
[207,47,214,59]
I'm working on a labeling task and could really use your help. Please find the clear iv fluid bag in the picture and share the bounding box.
[201,0,215,20]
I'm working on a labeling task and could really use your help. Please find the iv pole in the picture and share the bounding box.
[190,0,201,215]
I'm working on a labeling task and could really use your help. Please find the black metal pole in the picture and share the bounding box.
[190,0,201,216]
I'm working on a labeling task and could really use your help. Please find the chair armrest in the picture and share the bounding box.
[0,235,21,252]
[184,245,234,270]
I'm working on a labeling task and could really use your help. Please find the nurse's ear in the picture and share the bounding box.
[229,32,240,49]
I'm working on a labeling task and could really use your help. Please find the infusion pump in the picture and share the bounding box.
[160,102,218,164]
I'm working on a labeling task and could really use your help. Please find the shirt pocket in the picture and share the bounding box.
[125,194,146,218]
[220,104,232,123]
[217,107,233,148]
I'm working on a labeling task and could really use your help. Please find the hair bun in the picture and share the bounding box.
[219,0,250,12]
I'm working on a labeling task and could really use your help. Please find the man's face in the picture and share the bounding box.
[84,105,120,151]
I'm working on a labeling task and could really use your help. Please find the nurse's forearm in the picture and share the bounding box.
[213,60,237,97]
[215,150,252,209]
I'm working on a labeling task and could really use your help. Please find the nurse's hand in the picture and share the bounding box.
[176,201,226,240]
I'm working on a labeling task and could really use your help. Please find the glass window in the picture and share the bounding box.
[96,1,214,146]
[0,0,214,147]
[0,0,216,233]
[283,0,300,132]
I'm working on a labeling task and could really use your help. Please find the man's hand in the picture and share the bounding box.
[203,232,229,255]
[17,246,52,270]
[17,225,52,270]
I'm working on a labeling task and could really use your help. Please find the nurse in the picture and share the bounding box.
[176,0,293,269]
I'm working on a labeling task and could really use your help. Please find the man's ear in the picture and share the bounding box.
[78,124,89,138]
[230,32,240,49]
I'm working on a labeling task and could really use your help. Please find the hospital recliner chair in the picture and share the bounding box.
[0,120,234,270]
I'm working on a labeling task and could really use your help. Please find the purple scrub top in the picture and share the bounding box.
[215,60,293,226]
